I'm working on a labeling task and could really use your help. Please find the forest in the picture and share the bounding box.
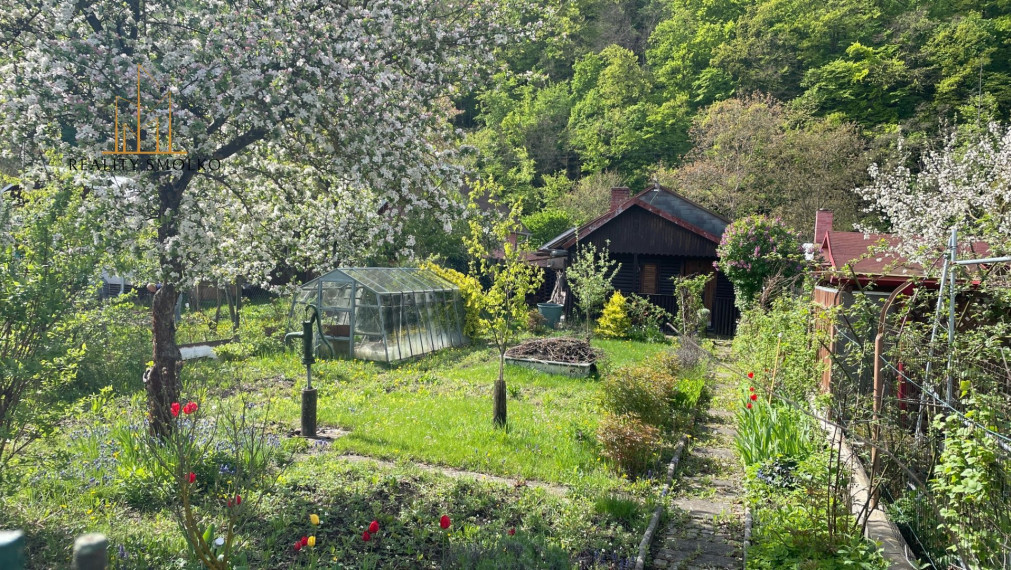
[452,0,1011,244]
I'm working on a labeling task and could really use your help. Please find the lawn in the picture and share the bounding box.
[0,300,688,568]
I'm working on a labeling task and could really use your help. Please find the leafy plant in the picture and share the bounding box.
[566,238,621,337]
[595,291,632,339]
[625,294,670,342]
[461,183,544,427]
[422,261,484,340]
[670,273,710,337]
[596,413,663,477]
[734,394,815,467]
[0,174,103,471]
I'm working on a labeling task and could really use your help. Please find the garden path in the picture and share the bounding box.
[649,353,745,569]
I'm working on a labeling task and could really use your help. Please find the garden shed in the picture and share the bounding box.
[287,267,466,363]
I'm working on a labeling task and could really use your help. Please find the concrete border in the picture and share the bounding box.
[811,406,917,569]
[634,433,689,570]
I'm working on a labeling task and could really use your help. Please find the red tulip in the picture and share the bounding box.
[362,530,371,542]
[750,393,758,401]
[749,386,755,393]
[508,528,515,536]
[747,372,754,379]
[235,494,241,505]
[746,402,752,409]
[170,402,181,417]
[440,515,451,529]
[187,472,196,484]
[293,540,302,552]
[227,499,233,507]
[183,402,198,415]
[369,520,379,533]
[300,536,309,547]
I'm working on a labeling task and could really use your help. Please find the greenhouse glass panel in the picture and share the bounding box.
[286,267,465,363]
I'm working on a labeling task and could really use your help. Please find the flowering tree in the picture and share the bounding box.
[716,215,806,308]
[1,0,534,435]
[857,123,1011,264]
[462,185,543,427]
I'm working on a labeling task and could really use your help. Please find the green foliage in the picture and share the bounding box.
[717,215,807,309]
[733,294,824,403]
[625,294,670,342]
[522,208,573,248]
[462,183,544,352]
[0,173,103,470]
[593,493,647,530]
[931,406,1008,565]
[746,451,888,570]
[670,274,710,337]
[596,413,662,477]
[734,395,816,467]
[565,239,621,336]
[422,261,484,340]
[595,291,632,339]
[599,355,702,434]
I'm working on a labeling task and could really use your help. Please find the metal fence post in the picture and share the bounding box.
[0,530,26,570]
[72,533,108,570]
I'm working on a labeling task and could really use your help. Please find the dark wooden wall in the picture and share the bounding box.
[578,207,719,258]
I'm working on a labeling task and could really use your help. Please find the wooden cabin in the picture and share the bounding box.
[535,184,739,336]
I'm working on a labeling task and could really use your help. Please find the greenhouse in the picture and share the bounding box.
[286,267,466,363]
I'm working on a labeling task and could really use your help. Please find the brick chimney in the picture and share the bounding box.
[814,209,833,245]
[610,187,631,212]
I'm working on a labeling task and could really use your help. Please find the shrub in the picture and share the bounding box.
[600,362,696,433]
[566,240,621,336]
[625,294,671,342]
[525,309,548,334]
[596,291,631,338]
[421,261,483,339]
[0,175,103,469]
[716,215,806,308]
[597,414,663,477]
[670,274,710,337]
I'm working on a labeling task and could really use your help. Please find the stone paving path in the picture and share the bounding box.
[650,356,746,569]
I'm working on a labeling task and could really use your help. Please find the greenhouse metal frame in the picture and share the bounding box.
[287,267,465,363]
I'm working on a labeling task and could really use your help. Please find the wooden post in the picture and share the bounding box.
[0,530,26,570]
[72,533,108,570]
[870,332,884,510]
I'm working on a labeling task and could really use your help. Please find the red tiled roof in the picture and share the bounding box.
[820,231,991,280]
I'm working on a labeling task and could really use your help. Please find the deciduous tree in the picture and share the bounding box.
[1,0,532,436]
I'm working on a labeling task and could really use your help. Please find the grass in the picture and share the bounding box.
[0,299,687,568]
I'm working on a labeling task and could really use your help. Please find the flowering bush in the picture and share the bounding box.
[716,216,806,308]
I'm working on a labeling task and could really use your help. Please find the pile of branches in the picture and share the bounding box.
[505,337,602,364]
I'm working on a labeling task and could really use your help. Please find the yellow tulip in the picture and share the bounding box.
[310,514,320,525]
[307,536,316,547]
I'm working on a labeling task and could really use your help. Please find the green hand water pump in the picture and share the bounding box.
[300,305,319,438]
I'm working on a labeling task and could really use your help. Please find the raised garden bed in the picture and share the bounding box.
[505,337,601,377]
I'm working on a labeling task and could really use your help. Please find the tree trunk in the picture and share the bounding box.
[493,351,507,428]
[148,283,182,437]
[147,174,189,438]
